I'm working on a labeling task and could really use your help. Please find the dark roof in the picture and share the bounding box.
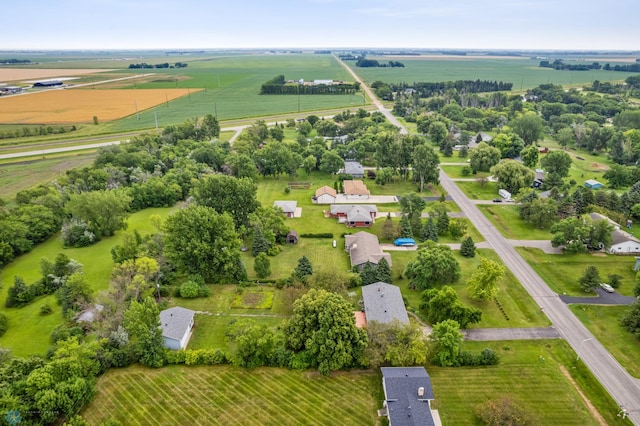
[330,204,378,215]
[381,367,435,426]
[362,283,409,325]
[611,229,640,246]
[344,232,392,267]
[343,161,364,176]
[160,307,195,341]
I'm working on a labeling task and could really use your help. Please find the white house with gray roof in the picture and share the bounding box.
[589,212,640,254]
[160,306,195,350]
[273,200,297,218]
[361,282,409,326]
[380,367,440,426]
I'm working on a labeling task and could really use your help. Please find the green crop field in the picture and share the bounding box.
[83,365,383,426]
[347,56,632,90]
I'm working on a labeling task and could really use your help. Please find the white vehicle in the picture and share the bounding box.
[600,283,614,293]
[498,188,511,200]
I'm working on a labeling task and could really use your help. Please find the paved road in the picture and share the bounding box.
[560,288,638,306]
[349,70,640,423]
[464,327,562,341]
[0,140,125,159]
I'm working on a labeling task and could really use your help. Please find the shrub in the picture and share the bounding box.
[300,233,333,238]
[0,314,8,337]
[179,281,201,298]
[284,186,291,194]
[40,304,53,315]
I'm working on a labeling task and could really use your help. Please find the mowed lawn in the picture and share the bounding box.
[479,204,554,240]
[0,206,176,356]
[456,180,498,200]
[431,340,627,426]
[517,248,638,296]
[83,365,382,426]
[570,305,640,378]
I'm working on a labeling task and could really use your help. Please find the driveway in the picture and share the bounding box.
[380,243,417,251]
[385,211,466,218]
[463,327,561,341]
[333,194,398,204]
[507,239,563,254]
[560,288,637,305]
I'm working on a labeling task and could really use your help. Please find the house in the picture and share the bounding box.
[585,179,604,189]
[343,180,370,199]
[314,185,337,204]
[339,160,365,178]
[532,169,545,188]
[330,204,378,227]
[345,231,392,271]
[273,201,297,218]
[160,306,195,350]
[286,230,298,244]
[380,367,440,426]
[588,213,640,254]
[361,282,409,326]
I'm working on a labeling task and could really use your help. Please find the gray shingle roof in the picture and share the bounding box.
[381,367,435,426]
[612,229,640,246]
[347,208,373,223]
[160,307,195,341]
[362,283,409,325]
[274,200,297,213]
[345,232,392,267]
[344,161,364,176]
[330,204,378,215]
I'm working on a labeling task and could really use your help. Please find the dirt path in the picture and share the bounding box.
[559,365,607,426]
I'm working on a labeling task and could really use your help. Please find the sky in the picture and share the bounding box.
[2,0,639,51]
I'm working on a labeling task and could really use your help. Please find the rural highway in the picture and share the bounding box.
[345,67,640,423]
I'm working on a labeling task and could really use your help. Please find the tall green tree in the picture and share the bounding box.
[421,217,438,242]
[467,257,505,300]
[421,286,482,328]
[428,121,448,147]
[360,262,378,286]
[550,217,590,253]
[578,265,601,292]
[294,256,313,282]
[490,160,535,195]
[621,301,640,339]
[413,144,440,192]
[319,150,344,175]
[405,242,461,290]
[520,145,540,168]
[65,190,131,239]
[284,289,368,375]
[588,219,614,250]
[430,319,464,367]
[375,258,392,284]
[540,150,572,178]
[470,142,501,172]
[460,236,476,257]
[163,206,243,282]
[437,210,450,235]
[254,253,271,278]
[365,321,428,367]
[400,215,413,238]
[123,297,165,367]
[191,174,259,229]
[510,112,545,145]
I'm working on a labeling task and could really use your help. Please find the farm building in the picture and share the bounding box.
[345,231,392,271]
[380,367,439,426]
[160,306,195,350]
[339,160,365,178]
[33,80,63,87]
[330,204,378,227]
[343,180,370,199]
[286,230,298,244]
[584,179,604,189]
[273,200,297,218]
[314,185,337,204]
[361,282,409,326]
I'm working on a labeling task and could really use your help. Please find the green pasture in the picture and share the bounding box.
[388,249,548,328]
[516,248,637,296]
[83,365,382,426]
[455,180,498,200]
[0,207,175,356]
[431,339,629,425]
[479,204,554,240]
[348,56,632,90]
[570,304,640,378]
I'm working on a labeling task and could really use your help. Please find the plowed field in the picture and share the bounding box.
[0,88,197,124]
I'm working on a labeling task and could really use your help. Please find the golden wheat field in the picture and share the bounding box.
[0,89,197,124]
[0,68,115,83]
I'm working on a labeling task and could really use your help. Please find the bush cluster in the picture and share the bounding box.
[300,233,333,238]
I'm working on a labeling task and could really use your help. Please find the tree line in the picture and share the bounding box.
[355,58,404,68]
[128,62,188,69]
[540,59,640,73]
[260,75,359,95]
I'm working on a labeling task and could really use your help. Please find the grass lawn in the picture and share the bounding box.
[455,180,498,200]
[439,165,488,179]
[82,365,383,426]
[0,206,176,357]
[431,339,630,425]
[388,249,549,328]
[570,304,640,378]
[516,248,638,296]
[478,204,553,240]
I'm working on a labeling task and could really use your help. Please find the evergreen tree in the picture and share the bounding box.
[421,217,438,242]
[382,214,398,241]
[375,258,392,284]
[294,255,313,282]
[254,253,271,278]
[400,215,413,238]
[578,265,601,292]
[460,236,476,257]
[5,276,31,307]
[252,226,269,256]
[411,215,423,238]
[360,262,378,285]
[437,211,450,235]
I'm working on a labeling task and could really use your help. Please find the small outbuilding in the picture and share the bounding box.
[584,179,604,189]
[286,230,298,244]
[314,185,337,204]
[274,201,297,218]
[160,306,195,350]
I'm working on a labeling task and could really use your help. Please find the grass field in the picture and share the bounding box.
[570,305,640,378]
[455,180,498,200]
[516,248,638,296]
[439,165,488,179]
[347,56,632,90]
[479,204,554,240]
[431,339,630,425]
[82,365,382,426]
[0,88,195,124]
[0,68,116,83]
[0,207,176,356]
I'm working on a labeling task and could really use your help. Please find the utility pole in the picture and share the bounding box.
[154,108,158,130]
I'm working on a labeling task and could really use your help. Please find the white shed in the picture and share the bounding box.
[160,306,195,350]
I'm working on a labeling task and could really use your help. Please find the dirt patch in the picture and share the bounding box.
[559,365,607,426]
[590,163,608,171]
[591,252,607,257]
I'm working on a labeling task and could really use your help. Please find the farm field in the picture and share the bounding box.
[516,247,638,296]
[570,305,640,378]
[347,56,632,90]
[0,68,115,83]
[0,88,196,124]
[82,365,382,426]
[430,340,628,425]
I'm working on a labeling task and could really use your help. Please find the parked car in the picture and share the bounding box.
[600,283,614,293]
[492,198,503,203]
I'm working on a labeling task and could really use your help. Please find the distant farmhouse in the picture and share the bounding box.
[345,231,392,271]
[360,282,409,327]
[33,80,63,88]
[160,307,195,350]
[380,367,440,426]
[330,204,378,227]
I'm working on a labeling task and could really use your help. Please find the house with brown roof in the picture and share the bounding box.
[343,180,370,199]
[314,185,337,204]
[345,231,392,271]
